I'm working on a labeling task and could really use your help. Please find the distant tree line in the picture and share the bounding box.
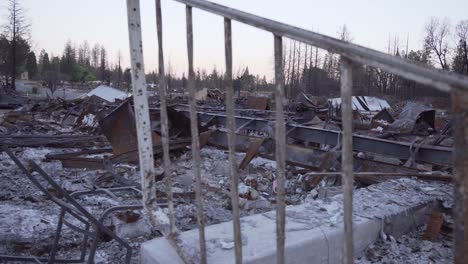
[282,19,468,99]
[1,0,467,100]
[36,41,131,94]
[0,1,131,94]
[145,65,273,95]
[146,18,468,100]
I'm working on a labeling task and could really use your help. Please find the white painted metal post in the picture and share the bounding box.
[125,0,159,227]
[274,34,286,264]
[155,0,176,236]
[340,56,354,264]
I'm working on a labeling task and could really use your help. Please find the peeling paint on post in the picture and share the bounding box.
[155,0,176,236]
[125,0,158,222]
[340,56,354,264]
[274,34,286,264]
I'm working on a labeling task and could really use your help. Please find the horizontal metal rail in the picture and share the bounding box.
[180,110,453,166]
[173,0,468,93]
[208,130,429,173]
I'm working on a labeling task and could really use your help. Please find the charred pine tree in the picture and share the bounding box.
[302,45,308,92]
[290,41,296,98]
[4,0,30,91]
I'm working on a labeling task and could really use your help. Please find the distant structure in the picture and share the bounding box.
[85,85,130,103]
[20,71,29,80]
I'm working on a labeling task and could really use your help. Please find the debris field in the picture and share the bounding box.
[0,87,455,263]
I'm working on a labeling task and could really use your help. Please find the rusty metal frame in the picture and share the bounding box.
[125,0,468,263]
[0,146,143,264]
[179,110,453,166]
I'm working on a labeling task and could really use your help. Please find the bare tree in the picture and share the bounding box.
[44,56,63,96]
[295,42,302,92]
[454,20,468,75]
[307,45,313,91]
[338,25,353,42]
[82,41,90,67]
[91,44,100,69]
[3,0,30,90]
[77,41,91,67]
[100,46,107,83]
[302,45,308,91]
[290,41,297,97]
[424,17,451,70]
[285,40,293,97]
[117,50,122,88]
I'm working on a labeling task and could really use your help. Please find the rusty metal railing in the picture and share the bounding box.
[126,0,468,263]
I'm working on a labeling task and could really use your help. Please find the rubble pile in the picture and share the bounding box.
[0,88,455,263]
[356,227,453,263]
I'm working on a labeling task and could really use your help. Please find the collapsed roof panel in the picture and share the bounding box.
[329,96,391,112]
[85,85,130,103]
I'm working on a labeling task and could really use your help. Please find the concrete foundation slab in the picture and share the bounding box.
[141,179,451,264]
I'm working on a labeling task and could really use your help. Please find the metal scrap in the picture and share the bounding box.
[99,101,161,156]
[388,102,436,135]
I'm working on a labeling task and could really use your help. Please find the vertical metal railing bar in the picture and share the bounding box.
[155,0,176,236]
[340,56,354,264]
[224,17,243,264]
[125,0,159,234]
[145,2,468,263]
[185,5,208,264]
[274,34,286,264]
[451,88,468,264]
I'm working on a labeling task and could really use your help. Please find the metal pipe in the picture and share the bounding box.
[170,0,468,93]
[340,56,354,264]
[274,34,286,264]
[224,17,243,264]
[186,5,207,263]
[155,0,176,235]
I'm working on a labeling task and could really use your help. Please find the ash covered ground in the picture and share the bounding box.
[0,146,324,263]
[0,146,455,263]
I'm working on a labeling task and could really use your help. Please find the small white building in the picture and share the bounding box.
[20,71,28,80]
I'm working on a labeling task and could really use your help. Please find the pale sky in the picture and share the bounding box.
[4,0,468,78]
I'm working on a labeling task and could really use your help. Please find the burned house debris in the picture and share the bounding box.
[0,78,458,263]
[1,0,468,263]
